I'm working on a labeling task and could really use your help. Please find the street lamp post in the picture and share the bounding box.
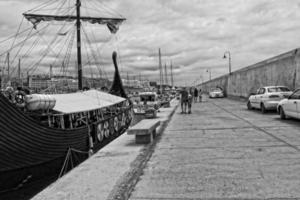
[206,69,211,81]
[223,51,231,74]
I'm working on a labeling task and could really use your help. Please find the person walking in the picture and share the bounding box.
[180,87,188,113]
[193,87,198,103]
[199,89,202,102]
[187,90,193,114]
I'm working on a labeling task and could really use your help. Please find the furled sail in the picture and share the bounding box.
[23,13,125,33]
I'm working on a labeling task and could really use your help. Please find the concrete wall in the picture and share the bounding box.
[199,48,300,99]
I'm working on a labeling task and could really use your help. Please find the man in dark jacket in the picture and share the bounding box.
[193,88,198,102]
[180,87,188,113]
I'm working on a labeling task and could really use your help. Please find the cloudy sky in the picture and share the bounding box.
[0,0,300,86]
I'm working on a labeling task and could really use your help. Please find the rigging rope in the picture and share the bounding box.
[18,25,49,75]
[114,35,125,77]
[26,21,70,75]
[54,0,69,16]
[82,25,104,79]
[26,8,76,76]
[25,0,58,13]
[42,25,74,79]
[9,28,34,77]
[88,0,124,18]
[60,27,76,77]
[2,0,125,83]
[0,27,32,46]
[82,0,109,80]
[82,30,94,85]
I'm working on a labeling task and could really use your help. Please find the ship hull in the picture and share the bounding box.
[0,51,133,196]
[0,92,132,194]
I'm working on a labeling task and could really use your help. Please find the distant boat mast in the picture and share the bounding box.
[164,63,168,86]
[158,48,163,94]
[170,61,174,87]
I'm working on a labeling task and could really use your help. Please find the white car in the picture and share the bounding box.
[277,88,300,120]
[247,86,292,113]
[209,88,224,98]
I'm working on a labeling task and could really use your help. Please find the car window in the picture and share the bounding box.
[258,88,265,94]
[268,87,290,93]
[278,87,290,92]
[141,95,155,101]
[289,90,300,99]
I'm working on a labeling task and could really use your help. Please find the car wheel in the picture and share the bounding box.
[247,101,252,110]
[260,103,266,113]
[279,107,286,120]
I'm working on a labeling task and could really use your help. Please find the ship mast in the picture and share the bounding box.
[23,0,126,90]
[76,0,83,90]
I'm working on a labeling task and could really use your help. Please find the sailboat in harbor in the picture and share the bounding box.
[0,0,132,194]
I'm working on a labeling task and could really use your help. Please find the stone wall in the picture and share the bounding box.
[199,48,300,99]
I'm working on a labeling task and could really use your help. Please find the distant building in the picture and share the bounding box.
[28,74,111,92]
[149,81,157,87]
[28,76,50,89]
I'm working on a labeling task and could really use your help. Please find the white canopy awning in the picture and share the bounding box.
[51,89,125,114]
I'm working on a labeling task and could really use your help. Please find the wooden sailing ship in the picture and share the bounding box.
[0,0,132,194]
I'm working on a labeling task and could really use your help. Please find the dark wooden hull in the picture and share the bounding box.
[0,52,132,196]
[0,92,133,194]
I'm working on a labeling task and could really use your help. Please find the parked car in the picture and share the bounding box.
[247,86,292,113]
[133,92,160,118]
[277,88,300,120]
[209,88,224,98]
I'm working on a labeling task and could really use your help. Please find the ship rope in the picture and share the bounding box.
[58,147,89,178]
[8,17,25,59]
[8,28,34,76]
[0,27,32,45]
[114,35,125,78]
[25,0,58,14]
[26,7,76,75]
[89,0,124,18]
[59,26,76,76]
[0,0,125,88]
[26,23,68,75]
[81,32,93,87]
[0,0,76,79]
[82,25,106,80]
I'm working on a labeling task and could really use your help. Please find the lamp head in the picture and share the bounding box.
[223,54,227,59]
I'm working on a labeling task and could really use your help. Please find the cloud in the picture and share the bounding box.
[1,0,300,86]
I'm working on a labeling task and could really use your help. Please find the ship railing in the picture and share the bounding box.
[47,105,132,130]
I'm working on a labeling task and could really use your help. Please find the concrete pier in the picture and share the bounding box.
[31,100,178,200]
[32,96,300,199]
[129,97,300,199]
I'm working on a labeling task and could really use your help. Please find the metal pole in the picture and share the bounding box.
[224,51,231,74]
[164,63,168,86]
[50,64,53,79]
[170,61,174,87]
[76,0,82,90]
[158,48,162,94]
[228,52,231,74]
